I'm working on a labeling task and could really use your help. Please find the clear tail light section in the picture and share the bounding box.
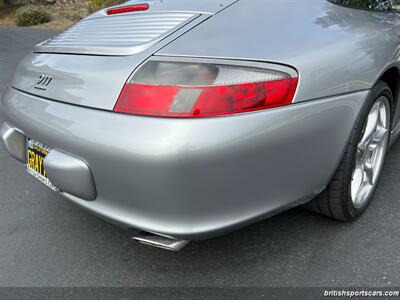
[114,58,298,118]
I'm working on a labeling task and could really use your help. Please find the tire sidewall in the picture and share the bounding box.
[345,82,392,219]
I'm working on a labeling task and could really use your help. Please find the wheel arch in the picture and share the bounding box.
[375,66,400,127]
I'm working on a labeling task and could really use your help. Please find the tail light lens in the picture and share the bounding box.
[114,58,298,118]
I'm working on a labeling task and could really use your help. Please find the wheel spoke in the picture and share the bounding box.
[363,160,373,185]
[372,126,388,144]
[358,103,380,150]
[351,163,364,201]
[354,181,374,206]
[378,101,387,127]
[351,97,389,209]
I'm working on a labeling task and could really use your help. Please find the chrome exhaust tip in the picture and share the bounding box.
[132,232,189,251]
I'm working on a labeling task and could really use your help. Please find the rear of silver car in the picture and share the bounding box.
[0,0,371,246]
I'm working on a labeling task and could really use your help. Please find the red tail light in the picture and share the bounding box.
[114,59,298,118]
[107,3,149,15]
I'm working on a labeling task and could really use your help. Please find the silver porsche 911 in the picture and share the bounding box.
[1,0,400,250]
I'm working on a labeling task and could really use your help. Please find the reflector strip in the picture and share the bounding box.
[170,89,203,113]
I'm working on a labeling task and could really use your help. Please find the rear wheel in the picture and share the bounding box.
[304,81,391,221]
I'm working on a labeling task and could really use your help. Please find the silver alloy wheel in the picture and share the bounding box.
[351,96,390,209]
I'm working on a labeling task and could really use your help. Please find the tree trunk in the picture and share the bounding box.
[3,0,11,6]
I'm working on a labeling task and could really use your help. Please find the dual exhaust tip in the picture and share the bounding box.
[132,232,189,251]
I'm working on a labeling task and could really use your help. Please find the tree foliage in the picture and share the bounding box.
[330,0,400,10]
[15,4,51,26]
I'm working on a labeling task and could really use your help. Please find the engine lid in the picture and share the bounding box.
[12,1,238,110]
[34,12,198,56]
[34,0,238,56]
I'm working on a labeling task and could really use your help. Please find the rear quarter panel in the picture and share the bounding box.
[158,0,400,103]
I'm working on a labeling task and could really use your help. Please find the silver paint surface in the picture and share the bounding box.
[159,0,400,104]
[44,149,97,201]
[35,12,199,56]
[1,87,366,239]
[11,14,211,110]
[0,122,26,163]
[2,0,400,239]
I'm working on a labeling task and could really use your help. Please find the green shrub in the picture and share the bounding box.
[15,5,51,27]
[89,0,126,13]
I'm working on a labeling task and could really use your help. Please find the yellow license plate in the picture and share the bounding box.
[26,139,58,192]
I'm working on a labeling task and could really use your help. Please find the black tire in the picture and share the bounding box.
[304,81,392,221]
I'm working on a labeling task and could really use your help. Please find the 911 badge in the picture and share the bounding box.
[34,74,53,90]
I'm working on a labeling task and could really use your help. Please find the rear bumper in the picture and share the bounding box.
[1,87,367,240]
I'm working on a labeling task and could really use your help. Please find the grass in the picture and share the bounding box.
[0,3,21,27]
[89,0,126,13]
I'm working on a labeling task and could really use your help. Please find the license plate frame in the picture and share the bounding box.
[26,139,59,192]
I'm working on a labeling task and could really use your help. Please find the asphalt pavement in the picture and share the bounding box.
[1,27,400,288]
